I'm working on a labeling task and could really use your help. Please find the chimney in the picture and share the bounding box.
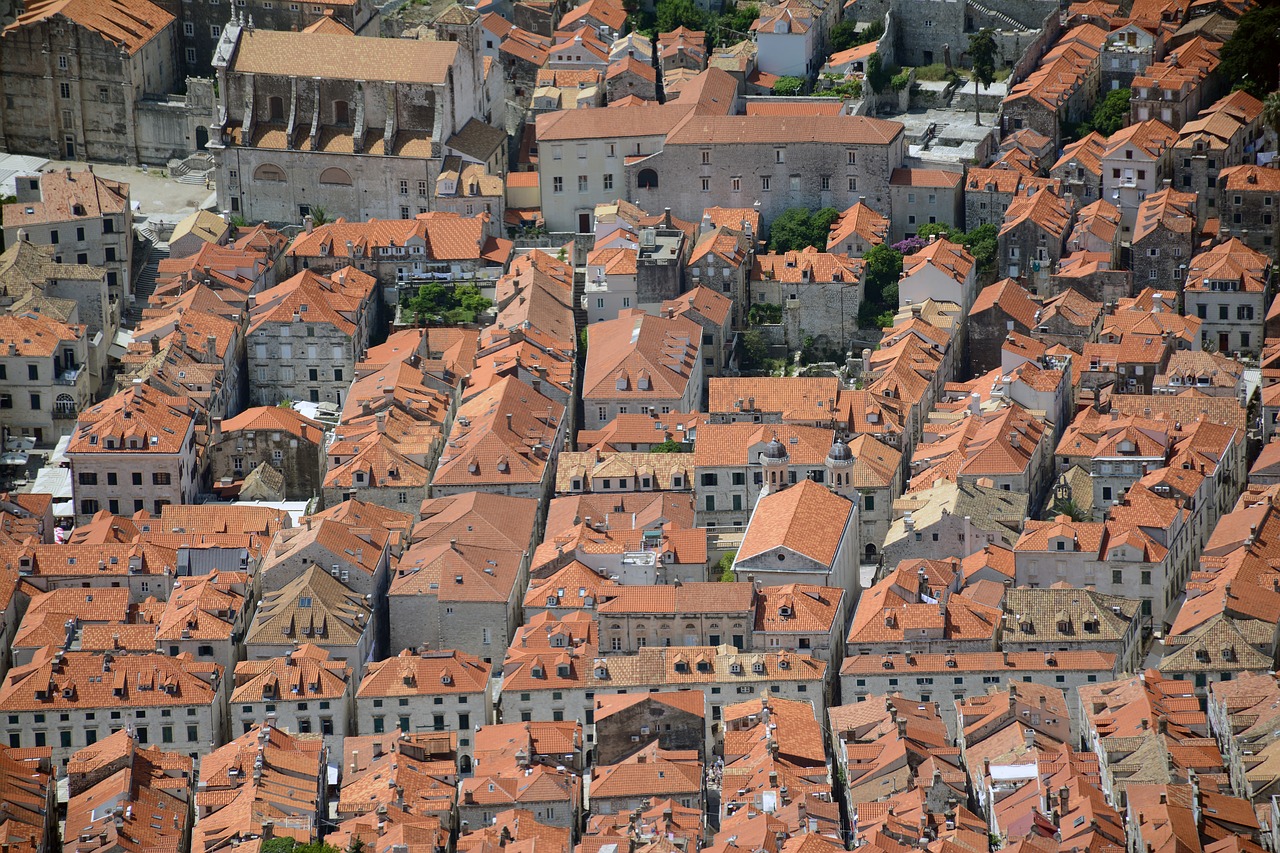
[304,214,314,234]
[376,411,387,434]
[205,335,218,363]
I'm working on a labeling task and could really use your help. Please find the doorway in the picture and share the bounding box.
[195,126,209,150]
[578,212,591,233]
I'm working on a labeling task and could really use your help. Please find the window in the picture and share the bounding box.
[60,82,70,99]
[731,177,741,192]
[761,176,771,191]
[1112,569,1123,585]
[78,473,98,486]
[553,177,563,193]
[399,180,409,195]
[821,176,830,191]
[29,393,39,411]
[701,178,710,192]
[603,173,613,190]
[578,175,589,192]
[705,495,716,511]
[153,473,171,486]
[183,21,194,35]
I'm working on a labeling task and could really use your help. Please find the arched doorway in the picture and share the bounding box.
[637,168,659,189]
[195,126,209,150]
[864,543,878,561]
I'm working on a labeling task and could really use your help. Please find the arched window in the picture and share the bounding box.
[319,167,352,186]
[637,168,659,189]
[267,96,284,122]
[254,164,287,183]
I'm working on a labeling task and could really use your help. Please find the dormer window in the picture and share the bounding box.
[557,663,571,677]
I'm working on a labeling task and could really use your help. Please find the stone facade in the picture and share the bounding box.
[1218,166,1280,254]
[210,17,494,224]
[0,314,92,447]
[3,170,133,303]
[207,410,326,500]
[625,117,906,235]
[593,696,707,765]
[174,0,381,77]
[67,386,200,524]
[0,0,180,165]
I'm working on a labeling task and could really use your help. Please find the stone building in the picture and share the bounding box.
[1218,165,1280,253]
[0,647,225,765]
[354,648,491,757]
[583,310,704,430]
[625,114,906,233]
[967,278,1039,377]
[1100,22,1162,91]
[2,169,133,303]
[209,15,498,223]
[887,168,964,242]
[692,423,834,529]
[751,249,863,356]
[207,406,327,500]
[593,692,707,765]
[0,0,180,164]
[1129,36,1221,131]
[284,213,512,288]
[67,384,199,524]
[1099,119,1177,236]
[1000,23,1104,149]
[664,285,734,381]
[733,477,859,605]
[964,170,1061,231]
[246,267,378,408]
[533,68,738,232]
[1183,238,1271,355]
[1173,90,1264,223]
[177,0,381,77]
[229,645,353,750]
[596,582,757,652]
[881,479,1028,567]
[998,189,1073,293]
[1050,132,1106,205]
[0,313,91,447]
[1129,189,1197,295]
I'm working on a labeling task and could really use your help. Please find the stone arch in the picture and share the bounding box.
[253,163,287,183]
[637,168,659,189]
[319,167,352,186]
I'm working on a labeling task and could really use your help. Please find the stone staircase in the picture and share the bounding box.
[127,242,168,325]
[167,153,215,186]
[966,0,1030,31]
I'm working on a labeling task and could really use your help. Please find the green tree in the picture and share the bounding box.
[773,76,805,96]
[404,282,493,325]
[767,207,840,251]
[812,206,841,243]
[748,302,783,325]
[740,328,769,369]
[829,19,857,53]
[717,550,737,582]
[656,0,705,33]
[960,223,998,273]
[1077,87,1131,138]
[916,222,961,241]
[1219,4,1280,96]
[968,28,996,125]
[858,243,904,327]
[865,51,890,94]
[308,206,331,226]
[651,438,686,453]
